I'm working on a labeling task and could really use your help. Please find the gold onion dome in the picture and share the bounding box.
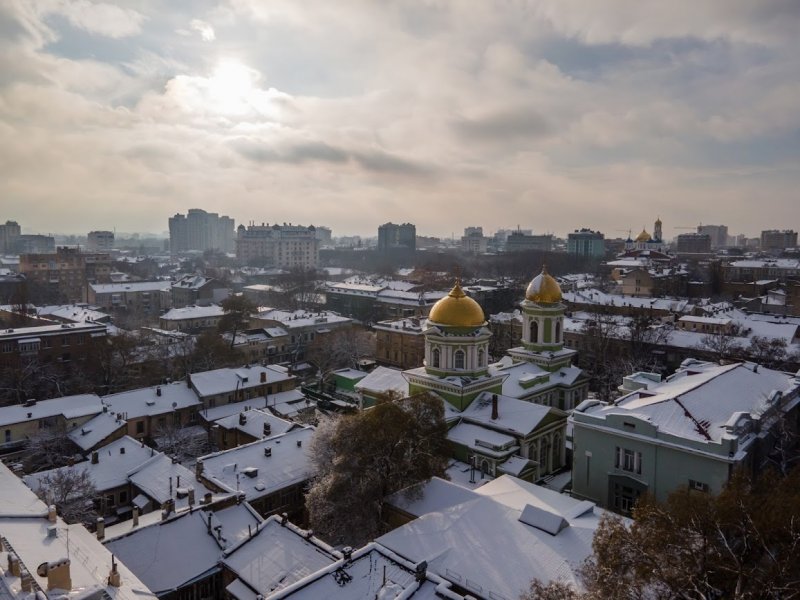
[635,229,652,242]
[428,281,485,327]
[526,266,562,304]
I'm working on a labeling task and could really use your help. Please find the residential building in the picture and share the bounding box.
[761,229,797,251]
[87,230,115,251]
[103,382,203,440]
[675,232,712,254]
[13,234,55,254]
[88,281,172,314]
[195,426,315,519]
[0,461,157,600]
[169,209,235,254]
[230,327,292,364]
[724,258,800,284]
[189,364,297,410]
[212,409,300,450]
[374,317,425,369]
[313,225,332,245]
[618,265,689,297]
[251,309,352,362]
[379,475,615,598]
[171,274,228,308]
[20,248,112,303]
[0,220,21,253]
[461,227,489,254]
[377,222,416,253]
[159,304,226,332]
[571,360,800,514]
[504,231,553,253]
[235,223,319,269]
[0,321,107,370]
[487,310,522,357]
[697,224,728,248]
[568,228,605,258]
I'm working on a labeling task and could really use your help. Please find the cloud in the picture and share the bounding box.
[41,0,146,39]
[189,19,215,42]
[454,107,555,142]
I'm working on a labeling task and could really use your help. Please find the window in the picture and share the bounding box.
[615,446,642,474]
[613,483,640,514]
[530,320,539,343]
[4,429,10,443]
[432,348,440,368]
[119,491,128,504]
[689,479,709,492]
[454,350,465,370]
[135,421,144,434]
[106,494,116,507]
[1,342,12,353]
[555,321,561,342]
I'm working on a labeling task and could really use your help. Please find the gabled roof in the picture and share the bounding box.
[461,391,553,436]
[103,382,201,419]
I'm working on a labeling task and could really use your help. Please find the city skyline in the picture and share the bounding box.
[1,1,798,237]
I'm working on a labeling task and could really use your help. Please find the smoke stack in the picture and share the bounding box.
[96,518,105,540]
[108,555,121,587]
[260,371,266,383]
[239,413,247,426]
[38,559,71,591]
[91,451,99,464]
[491,394,499,420]
[132,506,139,527]
[263,422,271,437]
[48,504,57,523]
[156,387,162,397]
[188,487,195,506]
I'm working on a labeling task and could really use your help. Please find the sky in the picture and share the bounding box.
[1,0,799,239]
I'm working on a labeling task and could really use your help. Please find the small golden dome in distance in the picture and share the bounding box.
[635,229,651,242]
[525,266,562,304]
[428,281,485,327]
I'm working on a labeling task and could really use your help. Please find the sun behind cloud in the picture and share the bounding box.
[207,60,258,115]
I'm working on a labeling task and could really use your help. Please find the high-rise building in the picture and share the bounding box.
[505,231,553,253]
[676,233,712,254]
[0,220,21,254]
[378,222,416,252]
[168,209,235,254]
[697,224,728,248]
[87,230,115,251]
[20,247,112,302]
[461,227,488,254]
[236,223,319,269]
[761,230,797,251]
[314,226,333,245]
[567,229,605,258]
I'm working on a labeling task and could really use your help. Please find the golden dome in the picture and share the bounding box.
[428,282,485,327]
[635,229,651,242]
[525,266,562,304]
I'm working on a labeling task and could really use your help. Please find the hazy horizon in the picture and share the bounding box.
[1,1,798,239]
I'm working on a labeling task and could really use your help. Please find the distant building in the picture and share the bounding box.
[20,247,112,303]
[374,317,425,369]
[461,227,488,254]
[0,220,21,253]
[171,274,228,308]
[169,208,235,254]
[505,231,553,253]
[697,224,728,248]
[87,230,115,251]
[0,321,107,371]
[567,228,605,258]
[88,281,172,315]
[313,225,332,245]
[236,223,319,269]
[377,222,416,252]
[761,229,798,251]
[13,234,55,254]
[676,232,712,254]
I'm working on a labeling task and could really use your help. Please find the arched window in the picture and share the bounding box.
[432,348,440,368]
[477,349,484,367]
[530,320,539,343]
[454,350,465,370]
[555,320,562,343]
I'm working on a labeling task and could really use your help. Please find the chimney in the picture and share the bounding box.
[341,546,353,563]
[491,394,499,420]
[8,555,20,577]
[176,475,181,488]
[280,512,288,526]
[38,559,72,592]
[188,487,195,506]
[108,555,121,588]
[120,446,125,455]
[296,440,302,447]
[132,506,139,527]
[96,517,105,540]
[91,451,99,464]
[264,447,272,457]
[203,492,212,505]
[156,387,162,397]
[239,413,247,426]
[47,526,57,538]
[48,504,57,523]
[263,422,271,437]
[196,461,204,479]
[260,371,267,383]
[169,476,173,495]
[19,570,33,593]
[415,560,428,583]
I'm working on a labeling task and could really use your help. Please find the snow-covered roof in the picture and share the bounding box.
[190,365,294,398]
[447,422,517,456]
[37,304,111,323]
[491,359,584,398]
[354,366,409,398]
[379,475,610,598]
[67,410,126,451]
[222,516,337,598]
[563,289,694,313]
[160,305,225,320]
[127,454,216,508]
[332,368,368,381]
[578,362,800,445]
[90,281,171,293]
[103,382,201,420]
[172,274,213,290]
[0,394,103,428]
[198,428,315,501]
[0,321,106,340]
[24,436,156,493]
[728,259,800,270]
[255,309,351,330]
[461,392,553,436]
[214,409,299,440]
[0,461,48,518]
[105,503,261,595]
[199,390,308,422]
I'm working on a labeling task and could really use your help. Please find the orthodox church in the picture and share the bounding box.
[624,216,668,254]
[401,266,589,482]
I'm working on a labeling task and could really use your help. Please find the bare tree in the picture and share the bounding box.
[153,421,208,462]
[520,580,580,600]
[32,468,98,524]
[697,326,743,364]
[25,425,75,471]
[307,325,375,388]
